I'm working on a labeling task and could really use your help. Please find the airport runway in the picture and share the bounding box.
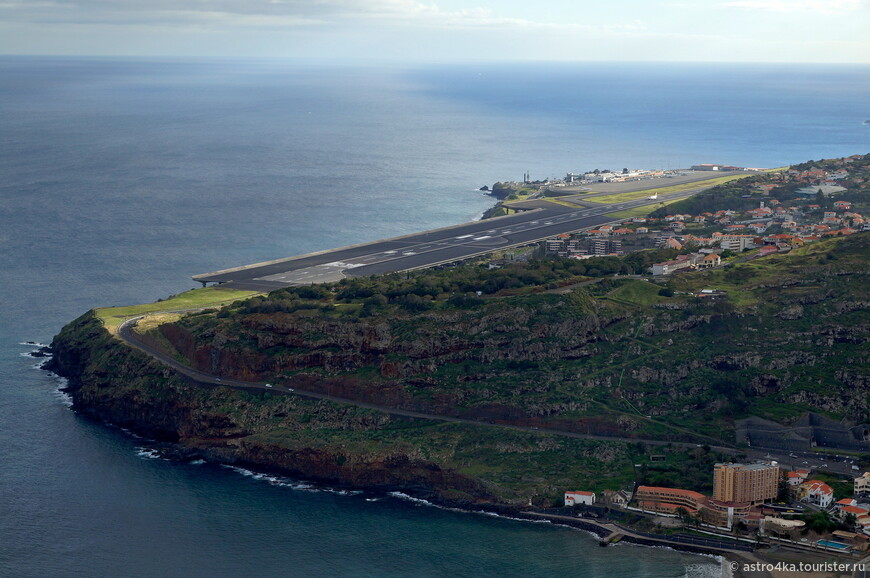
[193,187,705,290]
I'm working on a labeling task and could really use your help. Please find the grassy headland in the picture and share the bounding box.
[95,286,261,333]
[50,155,869,507]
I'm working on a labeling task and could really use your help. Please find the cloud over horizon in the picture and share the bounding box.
[0,0,866,62]
[720,0,866,13]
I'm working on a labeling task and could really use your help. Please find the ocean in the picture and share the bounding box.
[1,56,867,577]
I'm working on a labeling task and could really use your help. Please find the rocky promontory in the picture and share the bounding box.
[46,232,870,505]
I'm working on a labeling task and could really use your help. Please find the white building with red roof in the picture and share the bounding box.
[786,470,808,487]
[840,505,869,519]
[564,491,596,506]
[835,498,857,510]
[798,480,834,508]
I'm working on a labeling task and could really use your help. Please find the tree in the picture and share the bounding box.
[843,512,858,531]
[676,507,694,526]
[776,472,791,503]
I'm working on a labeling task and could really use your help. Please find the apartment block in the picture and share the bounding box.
[713,462,780,505]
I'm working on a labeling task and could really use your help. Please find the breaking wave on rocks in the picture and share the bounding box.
[222,465,362,496]
[21,341,73,407]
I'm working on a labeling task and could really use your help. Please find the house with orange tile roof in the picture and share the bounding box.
[797,480,834,508]
[692,237,716,246]
[836,498,858,509]
[841,505,869,518]
[697,254,721,269]
[663,237,683,250]
[564,490,595,506]
[748,208,773,218]
[824,228,857,237]
[786,470,807,486]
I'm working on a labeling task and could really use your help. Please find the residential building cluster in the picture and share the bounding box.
[543,190,865,273]
[565,462,870,545]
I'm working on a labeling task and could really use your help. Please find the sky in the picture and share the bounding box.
[0,0,868,63]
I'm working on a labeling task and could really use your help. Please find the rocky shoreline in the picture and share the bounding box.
[42,311,750,568]
[45,311,506,503]
[48,314,870,578]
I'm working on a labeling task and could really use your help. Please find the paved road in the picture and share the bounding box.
[118,314,864,476]
[117,316,737,453]
[526,512,757,554]
[192,189,701,290]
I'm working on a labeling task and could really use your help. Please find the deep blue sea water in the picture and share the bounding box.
[1,56,868,577]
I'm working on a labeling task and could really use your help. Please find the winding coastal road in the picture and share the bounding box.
[118,311,861,476]
[117,315,736,453]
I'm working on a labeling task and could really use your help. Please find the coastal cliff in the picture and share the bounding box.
[46,233,870,504]
[163,235,869,440]
[49,311,717,505]
[47,312,504,504]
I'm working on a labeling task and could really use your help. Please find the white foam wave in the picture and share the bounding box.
[119,427,144,439]
[45,373,74,407]
[54,387,73,407]
[681,557,724,578]
[609,542,723,574]
[220,465,368,495]
[20,350,51,370]
[387,491,434,506]
[325,489,363,496]
[22,344,72,406]
[136,447,166,460]
[222,465,314,491]
[469,510,552,525]
[189,459,206,465]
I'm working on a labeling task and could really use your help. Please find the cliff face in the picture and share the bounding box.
[158,294,622,426]
[46,312,498,504]
[157,234,870,441]
[45,234,870,502]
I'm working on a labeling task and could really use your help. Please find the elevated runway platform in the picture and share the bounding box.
[193,179,723,290]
